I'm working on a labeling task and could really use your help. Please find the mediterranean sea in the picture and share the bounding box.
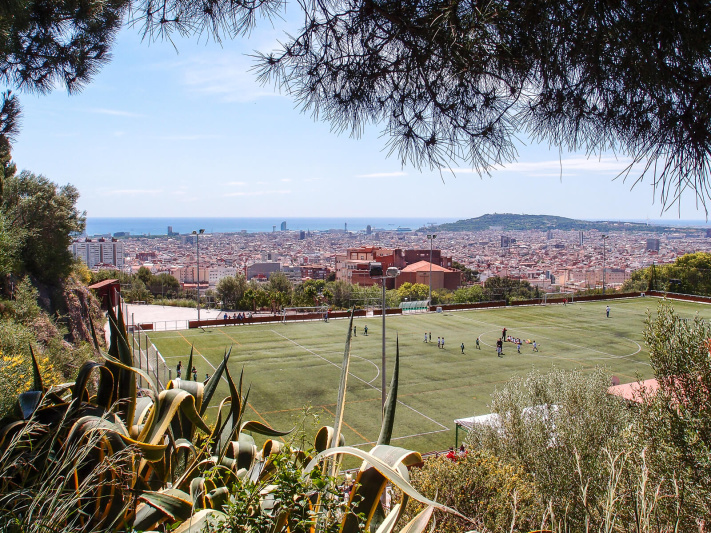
[85,217,459,236]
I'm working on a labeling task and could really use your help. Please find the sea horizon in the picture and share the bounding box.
[84,217,458,236]
[84,215,711,236]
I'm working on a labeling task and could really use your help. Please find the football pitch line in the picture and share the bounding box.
[268,329,450,436]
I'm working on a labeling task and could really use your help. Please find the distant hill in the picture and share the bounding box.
[425,214,690,233]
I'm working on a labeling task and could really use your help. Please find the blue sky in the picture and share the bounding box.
[9,13,708,221]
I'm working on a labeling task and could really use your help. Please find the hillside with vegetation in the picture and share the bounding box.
[427,213,689,233]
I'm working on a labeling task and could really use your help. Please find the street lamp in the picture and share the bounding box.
[192,229,205,322]
[601,234,608,295]
[369,262,400,418]
[427,234,437,304]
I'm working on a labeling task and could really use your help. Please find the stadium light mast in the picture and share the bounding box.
[192,229,205,322]
[370,262,400,419]
[601,234,608,294]
[427,234,436,304]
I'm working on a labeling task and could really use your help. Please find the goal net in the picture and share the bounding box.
[282,305,329,323]
[542,292,574,305]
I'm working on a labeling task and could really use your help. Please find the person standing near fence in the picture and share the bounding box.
[176,361,182,379]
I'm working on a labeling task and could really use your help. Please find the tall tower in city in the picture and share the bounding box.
[366,224,372,235]
[281,221,287,231]
[579,231,584,245]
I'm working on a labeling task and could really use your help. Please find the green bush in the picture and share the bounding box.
[401,450,538,533]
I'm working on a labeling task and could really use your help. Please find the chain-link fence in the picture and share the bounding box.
[131,328,170,390]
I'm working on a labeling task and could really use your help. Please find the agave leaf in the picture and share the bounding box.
[375,503,401,533]
[332,310,354,454]
[106,308,137,429]
[28,344,43,392]
[398,505,435,533]
[67,415,168,462]
[72,361,111,404]
[95,353,162,443]
[240,420,290,438]
[314,426,345,453]
[134,489,194,530]
[16,391,43,420]
[303,446,469,524]
[200,347,232,416]
[172,509,226,533]
[175,437,198,456]
[169,379,205,444]
[207,397,231,456]
[217,365,242,459]
[187,345,194,381]
[206,486,230,509]
[146,389,210,445]
[377,339,400,446]
[189,477,207,509]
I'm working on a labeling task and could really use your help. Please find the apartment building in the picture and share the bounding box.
[70,238,125,269]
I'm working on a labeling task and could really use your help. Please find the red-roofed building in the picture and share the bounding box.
[608,379,659,403]
[88,279,121,310]
[397,261,462,291]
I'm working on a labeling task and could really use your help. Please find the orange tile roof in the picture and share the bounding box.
[607,378,659,403]
[401,261,454,273]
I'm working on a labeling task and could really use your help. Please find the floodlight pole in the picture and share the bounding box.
[381,278,386,415]
[427,234,436,305]
[602,234,608,295]
[370,264,400,420]
[192,229,205,322]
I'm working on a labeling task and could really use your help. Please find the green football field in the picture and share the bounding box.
[145,297,711,454]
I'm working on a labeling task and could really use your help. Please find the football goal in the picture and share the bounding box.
[542,292,574,305]
[282,305,329,323]
[399,300,430,314]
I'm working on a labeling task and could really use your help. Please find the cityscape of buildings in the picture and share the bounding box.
[69,222,711,294]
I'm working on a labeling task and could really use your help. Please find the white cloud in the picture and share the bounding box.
[156,134,221,141]
[102,189,163,196]
[88,108,145,118]
[280,178,292,182]
[227,181,247,186]
[355,171,407,178]
[224,190,291,197]
[447,157,636,176]
[176,53,286,103]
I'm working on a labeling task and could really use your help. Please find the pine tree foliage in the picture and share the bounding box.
[256,0,711,208]
[2,0,711,207]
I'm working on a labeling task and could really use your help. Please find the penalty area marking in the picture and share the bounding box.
[268,329,449,434]
[464,314,645,361]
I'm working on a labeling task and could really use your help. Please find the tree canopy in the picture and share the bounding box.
[1,0,711,207]
[2,170,85,284]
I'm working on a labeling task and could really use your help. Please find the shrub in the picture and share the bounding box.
[401,449,539,533]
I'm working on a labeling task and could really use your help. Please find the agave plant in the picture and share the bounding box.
[0,306,470,532]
